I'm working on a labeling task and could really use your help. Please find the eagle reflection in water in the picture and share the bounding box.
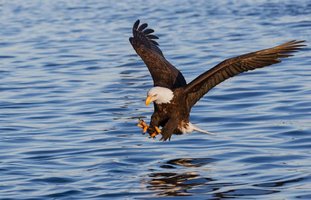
[145,158,216,197]
[144,158,279,197]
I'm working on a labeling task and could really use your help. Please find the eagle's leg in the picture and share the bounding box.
[160,118,178,141]
[137,119,148,134]
[147,112,162,138]
[149,126,161,138]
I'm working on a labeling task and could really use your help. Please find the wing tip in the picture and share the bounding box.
[133,19,140,30]
[289,39,306,44]
[131,19,160,47]
[274,40,307,57]
[285,40,307,48]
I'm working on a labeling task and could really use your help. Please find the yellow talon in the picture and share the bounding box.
[149,126,161,138]
[154,126,161,134]
[150,132,158,138]
[137,120,162,138]
[137,119,148,133]
[143,126,148,133]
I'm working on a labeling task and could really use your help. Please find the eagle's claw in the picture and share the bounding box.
[149,126,162,139]
[137,119,148,133]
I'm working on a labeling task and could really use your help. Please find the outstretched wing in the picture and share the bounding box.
[184,40,305,107]
[129,20,186,89]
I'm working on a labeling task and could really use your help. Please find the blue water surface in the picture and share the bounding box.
[0,0,311,199]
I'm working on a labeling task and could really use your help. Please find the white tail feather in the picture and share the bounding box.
[181,122,215,135]
[192,124,215,135]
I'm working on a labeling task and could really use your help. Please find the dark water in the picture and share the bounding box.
[1,0,311,199]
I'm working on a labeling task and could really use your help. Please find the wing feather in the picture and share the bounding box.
[185,40,305,107]
[143,28,154,34]
[129,20,186,89]
[138,23,148,31]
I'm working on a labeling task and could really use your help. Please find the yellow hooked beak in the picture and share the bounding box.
[145,95,156,106]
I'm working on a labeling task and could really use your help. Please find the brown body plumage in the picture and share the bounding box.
[129,20,305,141]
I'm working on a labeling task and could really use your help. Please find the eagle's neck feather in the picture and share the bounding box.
[149,87,174,104]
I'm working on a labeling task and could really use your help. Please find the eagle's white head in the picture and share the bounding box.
[145,87,174,105]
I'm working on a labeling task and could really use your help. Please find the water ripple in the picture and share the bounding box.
[0,0,310,199]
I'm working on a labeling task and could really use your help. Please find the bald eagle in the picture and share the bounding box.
[129,20,305,141]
